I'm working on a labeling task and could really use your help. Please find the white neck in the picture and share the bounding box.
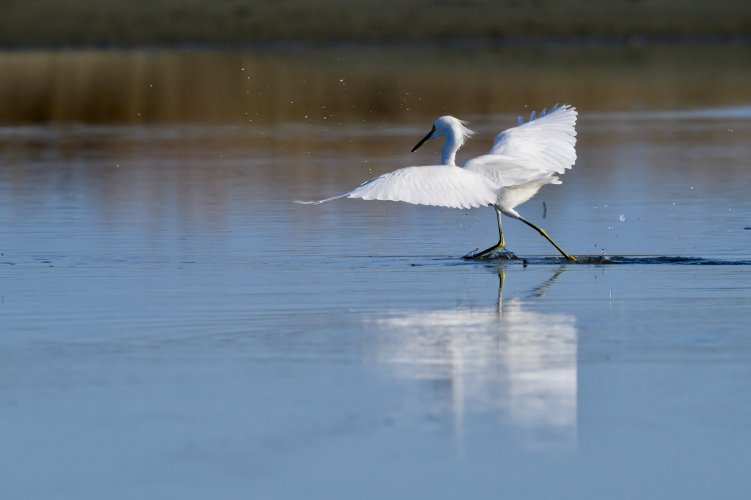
[440,128,462,166]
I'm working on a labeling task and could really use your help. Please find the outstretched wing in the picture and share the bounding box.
[490,104,577,175]
[295,166,499,209]
[464,104,577,187]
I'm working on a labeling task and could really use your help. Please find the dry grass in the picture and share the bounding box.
[1,0,751,46]
[1,46,750,124]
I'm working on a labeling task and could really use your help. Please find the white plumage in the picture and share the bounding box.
[464,104,576,216]
[296,104,578,260]
[299,166,500,209]
[490,104,577,174]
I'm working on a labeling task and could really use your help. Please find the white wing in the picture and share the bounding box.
[296,166,499,209]
[463,154,554,187]
[464,104,577,187]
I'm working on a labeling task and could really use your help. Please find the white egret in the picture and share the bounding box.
[297,104,577,261]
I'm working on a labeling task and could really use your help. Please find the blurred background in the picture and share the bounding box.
[2,0,751,47]
[1,0,751,125]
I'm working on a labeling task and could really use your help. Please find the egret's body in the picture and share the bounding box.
[297,105,578,260]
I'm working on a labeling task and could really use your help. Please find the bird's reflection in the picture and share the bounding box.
[365,265,577,451]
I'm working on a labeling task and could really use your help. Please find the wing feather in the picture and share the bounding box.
[296,166,499,209]
[488,104,577,176]
[463,104,577,190]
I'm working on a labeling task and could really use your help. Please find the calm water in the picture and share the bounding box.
[1,49,751,499]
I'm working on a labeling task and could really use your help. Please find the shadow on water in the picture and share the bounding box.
[566,255,751,265]
[432,254,751,266]
[365,264,577,451]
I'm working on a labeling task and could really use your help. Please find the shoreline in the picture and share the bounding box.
[2,34,751,53]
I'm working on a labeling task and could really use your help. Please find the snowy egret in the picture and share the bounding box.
[297,104,577,261]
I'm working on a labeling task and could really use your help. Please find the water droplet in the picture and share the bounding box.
[619,214,626,222]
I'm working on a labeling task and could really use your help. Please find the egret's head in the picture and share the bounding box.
[411,116,474,152]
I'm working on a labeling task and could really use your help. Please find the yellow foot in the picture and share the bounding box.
[566,255,577,262]
[463,248,497,259]
[464,248,518,261]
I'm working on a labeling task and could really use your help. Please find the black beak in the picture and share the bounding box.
[411,125,436,152]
